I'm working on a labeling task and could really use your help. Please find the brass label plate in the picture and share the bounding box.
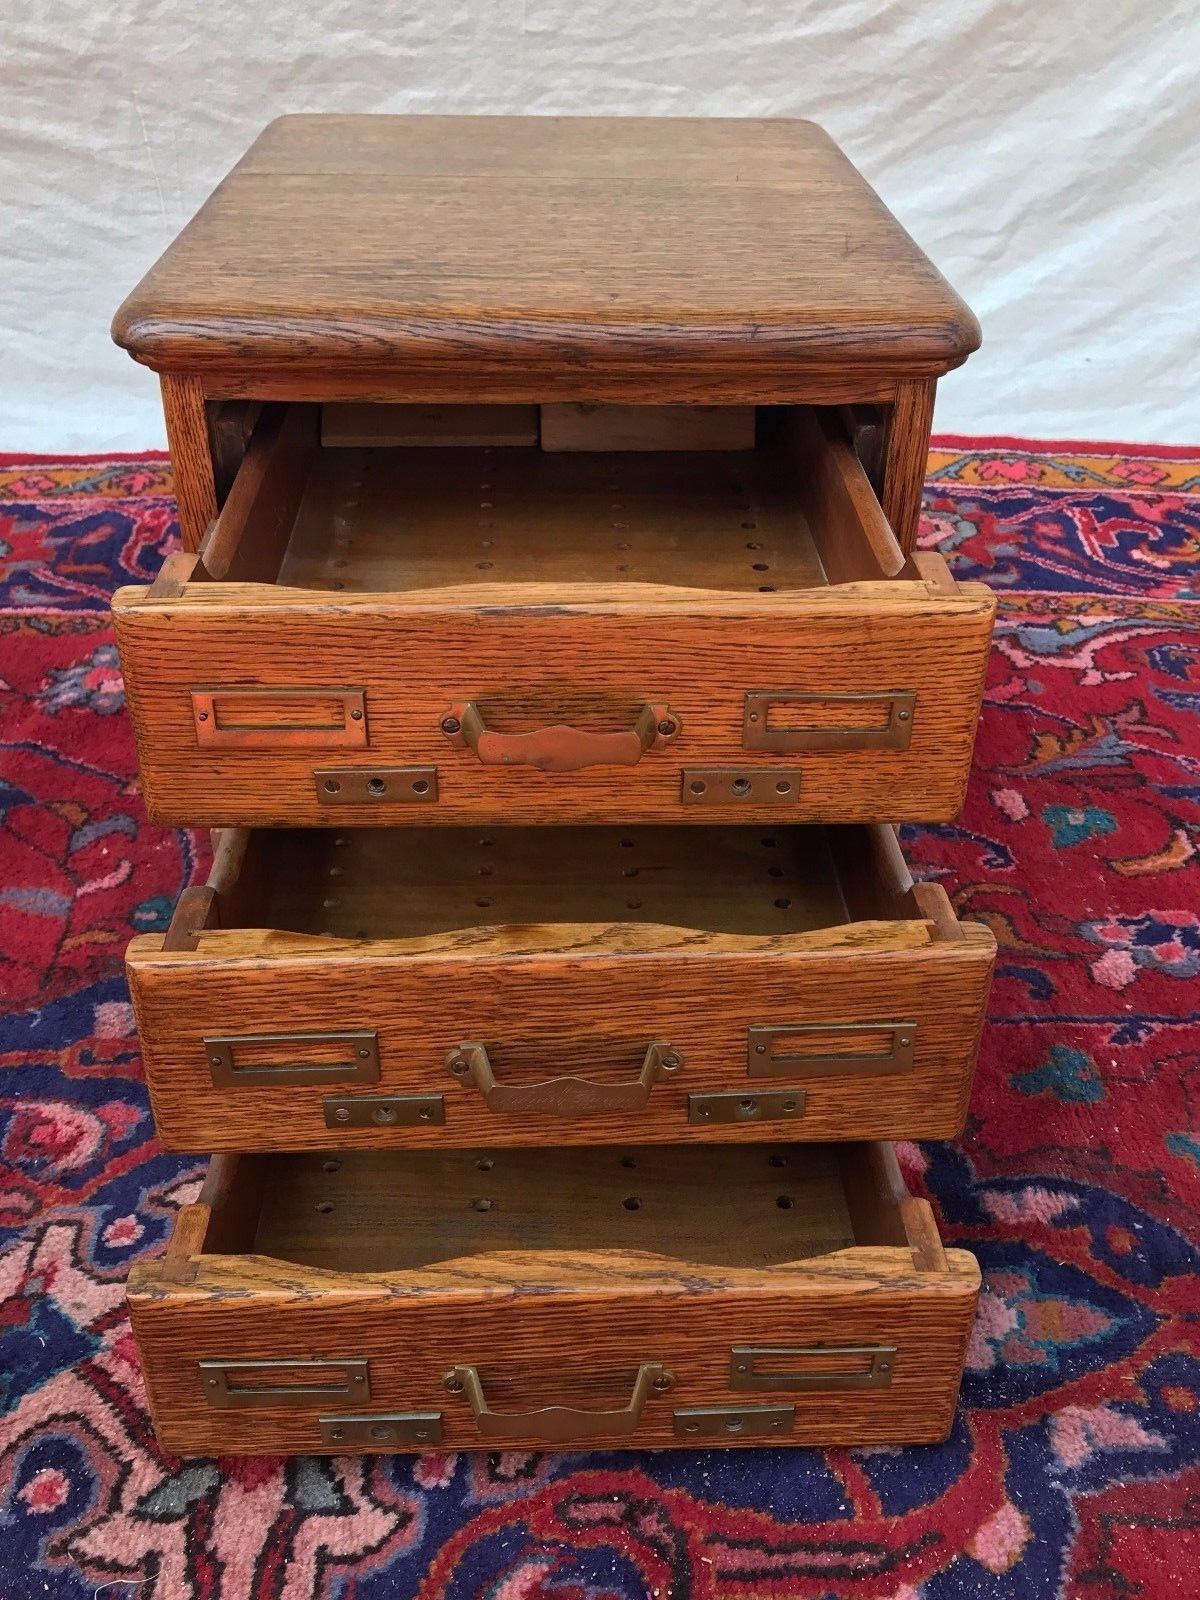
[680,769,801,806]
[315,766,438,804]
[206,1029,380,1088]
[201,1357,370,1408]
[730,1345,896,1391]
[742,689,915,752]
[674,1404,794,1439]
[324,1093,445,1129]
[689,1089,806,1125]
[191,686,368,749]
[747,1022,917,1077]
[319,1412,443,1447]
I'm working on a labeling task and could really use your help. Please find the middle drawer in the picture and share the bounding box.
[129,823,994,1151]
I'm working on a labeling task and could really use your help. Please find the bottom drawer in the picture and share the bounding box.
[129,1142,979,1455]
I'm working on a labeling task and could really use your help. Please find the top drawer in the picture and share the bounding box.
[113,403,994,828]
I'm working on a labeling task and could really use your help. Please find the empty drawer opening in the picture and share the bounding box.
[187,402,915,599]
[188,823,935,943]
[188,1141,938,1275]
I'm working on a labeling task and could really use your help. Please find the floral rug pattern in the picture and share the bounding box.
[1,438,1198,1597]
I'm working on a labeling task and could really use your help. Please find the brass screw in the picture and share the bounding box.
[898,709,911,721]
[350,709,363,721]
[197,711,209,722]
[333,1107,351,1123]
[440,715,462,736]
[657,718,677,737]
[652,1370,675,1392]
[660,1053,681,1072]
[443,1372,465,1394]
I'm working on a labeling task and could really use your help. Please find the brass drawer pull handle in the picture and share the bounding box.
[439,700,679,771]
[443,1363,675,1441]
[206,1030,380,1088]
[747,1022,917,1077]
[446,1040,681,1113]
[730,1344,896,1391]
[743,689,915,752]
[191,686,368,749]
[201,1357,370,1408]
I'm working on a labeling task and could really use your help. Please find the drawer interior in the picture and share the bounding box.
[279,438,826,593]
[191,403,913,597]
[198,1142,924,1275]
[209,823,920,940]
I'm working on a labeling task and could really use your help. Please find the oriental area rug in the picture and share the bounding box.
[1,436,1198,1598]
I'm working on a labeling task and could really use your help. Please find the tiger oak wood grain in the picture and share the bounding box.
[127,1142,980,1454]
[113,117,980,390]
[113,118,978,550]
[114,579,993,827]
[882,378,938,550]
[125,824,994,1152]
[111,405,994,827]
[160,375,218,549]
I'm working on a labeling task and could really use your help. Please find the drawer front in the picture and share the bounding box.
[128,937,993,1151]
[131,1260,979,1456]
[113,592,994,827]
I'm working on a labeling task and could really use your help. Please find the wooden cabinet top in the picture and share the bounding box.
[113,115,979,399]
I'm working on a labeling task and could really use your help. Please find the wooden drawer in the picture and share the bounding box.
[129,1141,979,1455]
[112,402,994,827]
[127,825,994,1151]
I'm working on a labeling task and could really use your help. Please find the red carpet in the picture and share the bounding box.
[1,439,1198,1598]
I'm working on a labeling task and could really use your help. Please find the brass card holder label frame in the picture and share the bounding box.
[205,1029,380,1088]
[201,1357,370,1408]
[190,686,368,749]
[747,1022,917,1078]
[318,1412,443,1447]
[730,1344,896,1391]
[742,690,915,752]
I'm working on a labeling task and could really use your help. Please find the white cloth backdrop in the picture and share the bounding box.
[2,0,1198,450]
